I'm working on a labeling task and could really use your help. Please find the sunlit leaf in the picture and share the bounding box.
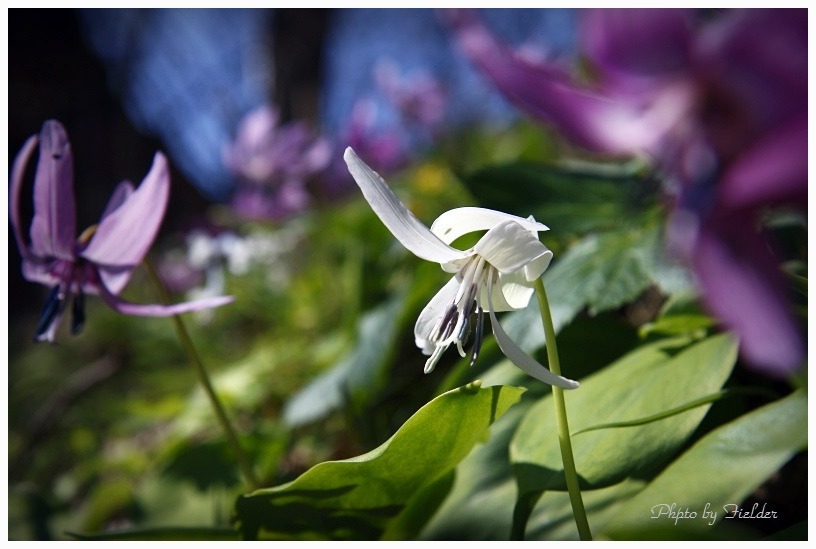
[235,383,525,540]
[509,333,737,538]
[511,333,738,492]
[601,390,807,540]
[419,381,534,540]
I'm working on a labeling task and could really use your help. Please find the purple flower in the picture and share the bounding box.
[447,9,806,377]
[374,61,447,134]
[10,120,234,342]
[341,98,409,173]
[223,105,331,221]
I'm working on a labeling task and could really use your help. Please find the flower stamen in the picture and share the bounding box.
[35,285,67,342]
[424,257,495,371]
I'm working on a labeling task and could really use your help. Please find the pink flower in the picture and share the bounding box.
[10,120,233,342]
[223,105,331,220]
[446,9,806,377]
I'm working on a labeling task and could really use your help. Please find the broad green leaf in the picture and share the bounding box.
[460,160,657,238]
[420,382,535,540]
[545,225,668,317]
[234,383,525,540]
[601,390,807,540]
[526,479,647,540]
[381,469,455,540]
[511,333,738,493]
[282,293,406,427]
[500,226,690,359]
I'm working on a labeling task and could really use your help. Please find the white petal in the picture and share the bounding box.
[440,256,474,275]
[523,247,553,281]
[497,270,536,310]
[486,274,579,389]
[473,220,551,274]
[479,279,512,312]
[344,148,468,265]
[414,276,462,354]
[430,207,549,245]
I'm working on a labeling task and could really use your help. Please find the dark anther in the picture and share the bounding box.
[433,304,458,342]
[469,307,485,367]
[34,286,66,341]
[71,290,86,335]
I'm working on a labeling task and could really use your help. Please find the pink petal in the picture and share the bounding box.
[10,134,39,260]
[100,181,135,220]
[581,9,693,88]
[693,221,804,378]
[718,117,807,211]
[29,120,77,260]
[80,152,170,268]
[97,281,234,317]
[444,9,658,154]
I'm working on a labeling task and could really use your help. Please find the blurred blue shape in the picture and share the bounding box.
[81,9,274,201]
[81,9,576,201]
[321,8,577,151]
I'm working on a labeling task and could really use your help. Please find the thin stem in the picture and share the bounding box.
[144,259,259,490]
[534,277,592,541]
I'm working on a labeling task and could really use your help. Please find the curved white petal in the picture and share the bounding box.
[523,247,553,281]
[440,255,473,274]
[479,279,512,312]
[487,274,579,389]
[498,270,536,310]
[414,276,462,354]
[473,220,551,274]
[344,147,468,265]
[430,207,549,245]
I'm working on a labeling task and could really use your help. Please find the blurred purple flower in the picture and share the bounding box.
[323,63,449,190]
[447,8,806,377]
[223,105,331,221]
[375,60,447,134]
[342,99,409,173]
[10,120,234,342]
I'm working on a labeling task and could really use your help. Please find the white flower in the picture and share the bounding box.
[344,147,579,389]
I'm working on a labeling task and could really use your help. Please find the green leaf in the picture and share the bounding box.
[282,292,406,427]
[419,389,535,540]
[234,383,525,540]
[511,333,738,493]
[545,226,667,317]
[381,469,455,540]
[601,390,807,540]
[526,479,647,540]
[500,226,690,361]
[638,292,716,339]
[571,389,732,435]
[460,160,658,238]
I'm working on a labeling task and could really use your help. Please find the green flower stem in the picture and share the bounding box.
[144,259,260,490]
[534,277,592,541]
